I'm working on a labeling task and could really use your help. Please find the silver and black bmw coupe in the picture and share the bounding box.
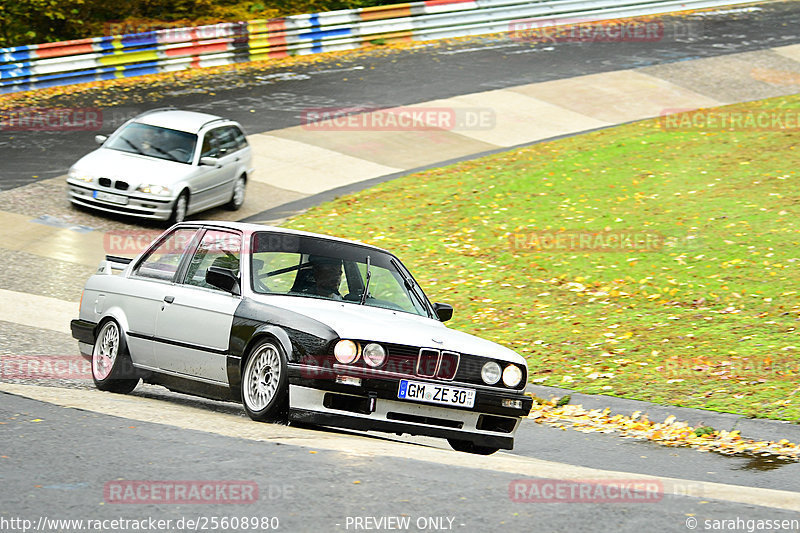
[71,222,532,454]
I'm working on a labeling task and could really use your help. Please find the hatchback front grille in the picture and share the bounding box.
[97,177,129,190]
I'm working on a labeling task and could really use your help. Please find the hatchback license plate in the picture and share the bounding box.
[94,190,128,205]
[398,379,475,408]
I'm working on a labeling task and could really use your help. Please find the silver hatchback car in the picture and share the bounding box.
[67,108,254,223]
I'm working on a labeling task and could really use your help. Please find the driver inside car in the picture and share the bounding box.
[304,256,343,300]
[139,126,162,154]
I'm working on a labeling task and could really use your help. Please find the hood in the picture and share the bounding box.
[72,147,196,189]
[252,294,524,365]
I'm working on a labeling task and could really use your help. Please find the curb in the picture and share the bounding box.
[526,384,800,445]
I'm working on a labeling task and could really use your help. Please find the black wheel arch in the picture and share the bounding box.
[227,326,292,402]
[226,298,340,400]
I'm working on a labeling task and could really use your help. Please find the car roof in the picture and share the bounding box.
[178,221,392,255]
[134,109,227,133]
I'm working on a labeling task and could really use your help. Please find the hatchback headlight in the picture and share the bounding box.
[334,340,359,364]
[502,364,523,388]
[481,361,501,385]
[68,168,93,182]
[136,184,171,196]
[362,343,386,368]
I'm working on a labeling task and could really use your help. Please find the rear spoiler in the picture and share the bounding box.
[96,255,133,275]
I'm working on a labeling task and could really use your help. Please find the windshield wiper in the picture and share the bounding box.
[146,143,180,162]
[118,136,144,155]
[119,135,179,161]
[391,258,433,317]
[360,255,371,305]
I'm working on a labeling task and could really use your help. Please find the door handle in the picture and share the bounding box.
[163,296,175,304]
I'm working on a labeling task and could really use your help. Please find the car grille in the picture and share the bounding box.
[416,349,439,377]
[437,351,459,380]
[454,356,483,383]
[97,177,130,191]
[327,342,525,389]
[380,343,460,381]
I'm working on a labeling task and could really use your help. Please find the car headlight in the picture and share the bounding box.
[502,364,523,388]
[68,168,93,182]
[334,340,359,364]
[481,361,501,385]
[136,184,172,196]
[362,343,386,368]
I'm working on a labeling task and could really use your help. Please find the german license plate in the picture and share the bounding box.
[398,379,475,408]
[94,190,128,205]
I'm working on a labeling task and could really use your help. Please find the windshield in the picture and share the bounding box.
[105,122,197,164]
[250,232,432,318]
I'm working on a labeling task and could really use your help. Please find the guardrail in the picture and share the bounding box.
[0,0,756,94]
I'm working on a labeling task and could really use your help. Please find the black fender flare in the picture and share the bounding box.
[227,325,292,402]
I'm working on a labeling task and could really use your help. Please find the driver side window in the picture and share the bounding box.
[200,130,220,158]
[183,230,242,290]
[132,228,198,282]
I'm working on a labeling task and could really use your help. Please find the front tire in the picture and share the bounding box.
[241,339,288,422]
[169,191,189,224]
[92,320,139,394]
[228,176,246,210]
[447,438,500,455]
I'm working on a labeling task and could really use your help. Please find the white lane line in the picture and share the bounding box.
[309,65,366,75]
[437,43,522,55]
[0,289,75,335]
[506,46,555,54]
[3,383,799,512]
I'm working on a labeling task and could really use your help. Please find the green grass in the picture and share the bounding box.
[285,95,800,421]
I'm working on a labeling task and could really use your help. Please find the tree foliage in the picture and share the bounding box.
[0,0,395,47]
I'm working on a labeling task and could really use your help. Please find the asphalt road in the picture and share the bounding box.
[2,2,800,530]
[3,391,800,533]
[2,2,800,191]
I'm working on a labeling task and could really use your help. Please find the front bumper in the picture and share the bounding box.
[67,181,174,220]
[71,319,96,359]
[288,365,532,450]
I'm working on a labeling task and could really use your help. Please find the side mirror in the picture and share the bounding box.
[434,302,453,322]
[95,134,108,145]
[200,156,219,167]
[206,266,240,296]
